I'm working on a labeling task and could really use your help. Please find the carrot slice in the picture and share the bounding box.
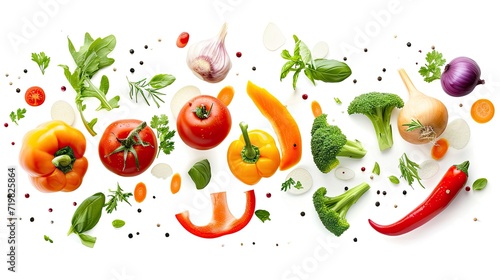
[217,85,235,107]
[170,173,182,194]
[431,138,449,160]
[311,100,323,118]
[134,182,147,203]
[471,98,495,123]
[246,81,302,171]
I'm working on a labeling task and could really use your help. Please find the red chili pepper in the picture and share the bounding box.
[175,190,256,238]
[368,160,469,236]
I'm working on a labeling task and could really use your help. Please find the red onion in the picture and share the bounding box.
[440,56,485,97]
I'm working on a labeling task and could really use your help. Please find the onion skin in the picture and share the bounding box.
[441,57,485,97]
[398,69,448,144]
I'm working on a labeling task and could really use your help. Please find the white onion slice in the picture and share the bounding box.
[151,163,173,179]
[418,160,440,180]
[439,118,470,150]
[263,22,286,51]
[312,41,329,58]
[334,166,355,181]
[285,168,313,195]
[51,100,75,126]
[170,85,201,120]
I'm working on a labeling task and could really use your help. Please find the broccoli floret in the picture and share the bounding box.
[347,92,404,151]
[313,183,370,236]
[310,114,366,173]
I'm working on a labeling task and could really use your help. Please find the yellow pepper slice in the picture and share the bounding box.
[227,122,280,185]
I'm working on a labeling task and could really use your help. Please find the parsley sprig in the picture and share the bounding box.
[127,74,175,108]
[10,108,26,125]
[418,50,446,83]
[104,183,133,214]
[150,114,176,157]
[398,153,424,189]
[31,52,50,75]
[281,177,303,192]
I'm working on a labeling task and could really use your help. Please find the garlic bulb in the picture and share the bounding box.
[186,23,232,83]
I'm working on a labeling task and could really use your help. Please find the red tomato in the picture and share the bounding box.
[25,86,46,106]
[99,119,158,177]
[176,32,190,48]
[176,95,232,150]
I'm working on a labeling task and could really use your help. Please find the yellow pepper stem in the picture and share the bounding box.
[52,155,72,168]
[239,122,260,163]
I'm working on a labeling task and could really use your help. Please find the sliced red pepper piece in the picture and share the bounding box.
[175,190,256,238]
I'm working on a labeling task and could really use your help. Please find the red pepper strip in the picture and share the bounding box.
[175,190,256,238]
[368,160,469,236]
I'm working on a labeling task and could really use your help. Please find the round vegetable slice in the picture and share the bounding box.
[285,168,313,195]
[431,138,449,160]
[263,22,286,51]
[151,163,173,179]
[170,173,182,194]
[311,100,323,118]
[25,86,46,106]
[335,166,355,181]
[134,182,147,203]
[217,85,235,107]
[312,41,329,58]
[471,98,494,123]
[438,118,470,150]
[418,159,440,179]
[170,85,201,120]
[51,100,75,125]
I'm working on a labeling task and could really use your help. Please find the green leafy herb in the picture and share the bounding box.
[472,178,488,191]
[127,74,176,108]
[372,162,380,175]
[67,192,105,248]
[280,35,351,90]
[255,209,271,223]
[9,108,26,125]
[418,50,446,83]
[398,153,424,189]
[150,114,176,157]
[281,177,303,192]
[112,219,126,228]
[403,119,424,132]
[59,33,120,136]
[188,159,211,190]
[388,175,400,184]
[104,183,132,214]
[43,235,53,243]
[31,52,50,74]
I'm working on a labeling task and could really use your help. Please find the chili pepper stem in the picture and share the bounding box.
[454,160,470,176]
[239,122,260,163]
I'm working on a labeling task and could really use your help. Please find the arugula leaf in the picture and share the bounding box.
[281,177,303,192]
[104,183,132,214]
[255,209,271,223]
[59,33,120,136]
[398,153,424,189]
[9,108,26,125]
[31,52,50,75]
[418,50,446,83]
[150,114,176,157]
[128,74,176,108]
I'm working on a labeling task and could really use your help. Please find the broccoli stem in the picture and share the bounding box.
[369,115,393,151]
[324,182,370,218]
[337,139,367,159]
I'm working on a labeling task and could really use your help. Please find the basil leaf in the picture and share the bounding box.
[78,233,97,248]
[112,219,126,228]
[255,209,271,223]
[280,60,296,81]
[298,40,313,66]
[68,192,105,235]
[149,74,176,89]
[389,175,400,184]
[281,49,292,60]
[472,178,488,191]
[309,58,352,83]
[188,159,211,190]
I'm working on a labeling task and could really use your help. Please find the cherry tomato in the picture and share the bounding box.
[176,95,232,150]
[176,32,190,48]
[99,119,158,177]
[25,86,46,106]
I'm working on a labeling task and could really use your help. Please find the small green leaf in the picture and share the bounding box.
[188,159,211,190]
[255,209,271,223]
[149,74,176,89]
[472,178,487,191]
[44,235,53,243]
[78,233,96,248]
[68,192,105,235]
[112,219,126,228]
[388,175,400,184]
[372,162,380,175]
[334,97,342,104]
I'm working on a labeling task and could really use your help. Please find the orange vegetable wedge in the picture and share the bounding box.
[311,100,323,118]
[217,85,235,107]
[134,182,147,203]
[246,81,302,171]
[170,173,182,194]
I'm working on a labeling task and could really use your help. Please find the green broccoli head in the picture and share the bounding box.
[310,114,366,173]
[347,92,404,151]
[313,183,370,237]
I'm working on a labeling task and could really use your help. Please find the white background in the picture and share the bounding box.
[1,0,499,280]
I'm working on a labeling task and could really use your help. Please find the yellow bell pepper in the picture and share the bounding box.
[19,120,88,192]
[227,122,280,185]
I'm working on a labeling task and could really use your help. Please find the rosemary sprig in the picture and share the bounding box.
[104,183,133,214]
[398,153,424,189]
[127,74,175,108]
[402,119,424,131]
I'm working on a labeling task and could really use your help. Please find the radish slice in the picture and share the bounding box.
[312,41,329,58]
[151,163,173,179]
[170,85,201,119]
[335,166,355,181]
[285,168,313,195]
[51,100,75,125]
[263,22,286,51]
[438,118,470,150]
[418,160,440,180]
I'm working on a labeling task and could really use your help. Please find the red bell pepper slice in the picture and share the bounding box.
[175,190,256,238]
